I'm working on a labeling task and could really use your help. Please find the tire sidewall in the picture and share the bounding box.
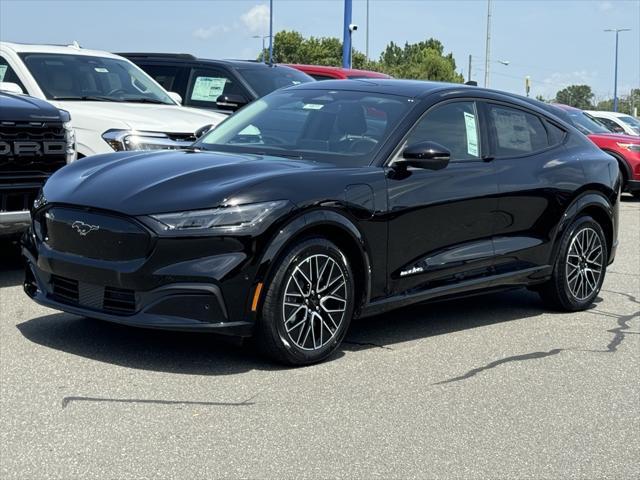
[556,216,607,309]
[262,238,355,365]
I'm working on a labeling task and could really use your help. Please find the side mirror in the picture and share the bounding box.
[167,91,182,105]
[396,141,451,170]
[0,82,25,95]
[216,93,249,111]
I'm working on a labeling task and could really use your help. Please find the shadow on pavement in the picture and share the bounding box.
[17,287,554,374]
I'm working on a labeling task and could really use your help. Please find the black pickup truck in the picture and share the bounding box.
[0,92,75,238]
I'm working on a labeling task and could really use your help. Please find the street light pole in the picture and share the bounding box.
[342,0,353,69]
[484,0,492,87]
[604,28,630,112]
[268,0,274,64]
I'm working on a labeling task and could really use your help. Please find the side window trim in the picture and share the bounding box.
[386,98,485,166]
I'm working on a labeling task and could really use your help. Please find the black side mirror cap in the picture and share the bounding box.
[396,141,451,171]
[216,94,249,111]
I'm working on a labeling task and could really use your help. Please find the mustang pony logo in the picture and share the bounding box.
[71,221,99,236]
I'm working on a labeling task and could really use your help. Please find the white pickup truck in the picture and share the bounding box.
[0,42,226,158]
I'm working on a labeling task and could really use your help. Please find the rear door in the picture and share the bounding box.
[386,99,498,295]
[483,101,571,273]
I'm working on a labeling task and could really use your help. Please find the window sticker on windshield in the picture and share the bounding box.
[464,111,479,157]
[191,76,227,102]
[303,103,324,110]
[0,65,7,81]
[94,67,109,73]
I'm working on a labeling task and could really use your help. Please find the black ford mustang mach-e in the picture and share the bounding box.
[23,80,620,365]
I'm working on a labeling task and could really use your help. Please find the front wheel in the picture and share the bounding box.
[257,238,355,365]
[538,216,607,311]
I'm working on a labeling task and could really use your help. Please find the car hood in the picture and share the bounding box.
[587,132,640,144]
[43,149,325,215]
[0,92,63,121]
[48,101,226,133]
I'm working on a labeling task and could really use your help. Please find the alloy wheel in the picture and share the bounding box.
[282,254,348,351]
[566,227,604,301]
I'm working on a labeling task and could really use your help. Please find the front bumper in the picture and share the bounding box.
[21,210,256,336]
[625,179,640,193]
[0,210,31,237]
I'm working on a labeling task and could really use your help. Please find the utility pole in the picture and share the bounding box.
[268,0,274,64]
[604,28,630,112]
[342,0,353,69]
[365,0,370,61]
[468,54,472,82]
[484,0,492,87]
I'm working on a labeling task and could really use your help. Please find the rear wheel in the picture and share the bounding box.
[257,238,355,365]
[538,216,607,311]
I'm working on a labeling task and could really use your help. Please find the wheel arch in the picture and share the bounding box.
[602,149,630,186]
[254,208,373,317]
[552,190,615,264]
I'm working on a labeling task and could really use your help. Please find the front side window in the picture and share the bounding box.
[197,89,414,165]
[20,53,174,104]
[618,115,640,134]
[186,69,245,107]
[139,64,183,93]
[0,55,27,92]
[488,104,549,156]
[597,117,625,133]
[404,101,481,161]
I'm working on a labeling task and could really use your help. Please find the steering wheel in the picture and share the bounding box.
[347,136,378,153]
[106,88,128,97]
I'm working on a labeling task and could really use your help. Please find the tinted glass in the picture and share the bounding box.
[488,104,549,156]
[198,89,413,165]
[20,53,174,104]
[186,69,245,107]
[563,110,610,134]
[310,74,336,81]
[545,120,566,145]
[0,56,27,92]
[596,117,622,132]
[406,101,481,161]
[139,64,182,93]
[236,66,313,97]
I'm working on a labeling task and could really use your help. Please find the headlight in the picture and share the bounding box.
[617,142,640,153]
[147,200,290,235]
[102,129,194,152]
[60,109,77,163]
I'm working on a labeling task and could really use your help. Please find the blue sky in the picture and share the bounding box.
[1,0,638,100]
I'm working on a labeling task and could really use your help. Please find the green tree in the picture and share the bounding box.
[554,85,594,109]
[378,39,463,82]
[262,31,463,83]
[595,88,640,115]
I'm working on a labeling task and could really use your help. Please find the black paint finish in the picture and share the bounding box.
[22,80,619,335]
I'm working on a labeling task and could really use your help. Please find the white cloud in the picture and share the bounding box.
[192,24,231,40]
[539,70,600,97]
[598,1,614,12]
[241,4,270,34]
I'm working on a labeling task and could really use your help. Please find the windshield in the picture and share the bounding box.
[619,115,640,133]
[236,66,313,97]
[564,110,611,135]
[20,52,174,104]
[196,89,414,164]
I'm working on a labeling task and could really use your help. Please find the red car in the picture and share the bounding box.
[554,104,640,198]
[285,64,391,81]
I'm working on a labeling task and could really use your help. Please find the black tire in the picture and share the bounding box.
[256,238,355,365]
[538,215,607,311]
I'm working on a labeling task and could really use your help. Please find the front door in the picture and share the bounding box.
[386,100,499,295]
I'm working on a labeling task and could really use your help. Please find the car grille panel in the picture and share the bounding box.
[0,121,68,176]
[50,275,137,314]
[40,207,151,261]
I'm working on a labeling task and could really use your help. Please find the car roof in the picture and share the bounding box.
[118,53,281,68]
[586,110,632,119]
[285,78,477,98]
[286,64,391,78]
[0,41,124,60]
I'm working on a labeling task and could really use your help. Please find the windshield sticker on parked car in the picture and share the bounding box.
[94,67,109,73]
[464,111,479,157]
[191,76,227,102]
[303,103,324,110]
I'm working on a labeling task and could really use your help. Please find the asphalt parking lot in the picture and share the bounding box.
[1,197,638,480]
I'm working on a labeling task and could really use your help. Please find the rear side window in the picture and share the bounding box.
[487,104,558,157]
[138,64,183,93]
